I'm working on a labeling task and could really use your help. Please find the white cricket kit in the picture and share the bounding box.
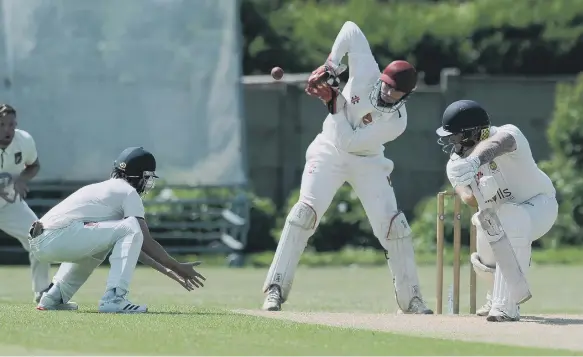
[30,178,146,303]
[449,124,558,318]
[319,26,407,156]
[39,178,145,230]
[0,129,50,294]
[263,21,429,313]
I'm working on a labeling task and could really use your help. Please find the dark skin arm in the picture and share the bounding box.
[457,131,518,207]
[138,218,181,270]
[15,158,40,199]
[138,251,198,291]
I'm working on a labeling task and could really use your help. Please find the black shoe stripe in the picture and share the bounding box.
[123,304,132,310]
[132,305,140,311]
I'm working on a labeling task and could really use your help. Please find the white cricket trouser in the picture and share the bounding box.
[475,193,558,314]
[0,200,50,293]
[29,218,144,301]
[264,136,423,306]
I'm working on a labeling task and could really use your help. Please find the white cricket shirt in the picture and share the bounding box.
[40,178,145,229]
[447,124,556,205]
[319,21,407,156]
[0,129,38,208]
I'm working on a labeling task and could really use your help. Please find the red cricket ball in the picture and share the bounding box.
[271,67,284,80]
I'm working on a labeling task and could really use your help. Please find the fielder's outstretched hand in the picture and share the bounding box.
[174,261,206,288]
[161,269,196,291]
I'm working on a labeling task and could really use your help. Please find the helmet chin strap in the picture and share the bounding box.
[453,140,476,157]
[438,137,476,157]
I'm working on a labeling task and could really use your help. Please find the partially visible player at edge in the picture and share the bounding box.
[262,21,433,314]
[0,104,51,304]
[436,99,558,322]
[29,147,206,313]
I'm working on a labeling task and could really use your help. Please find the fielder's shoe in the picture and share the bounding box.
[397,297,434,314]
[262,284,282,311]
[486,306,520,322]
[36,292,79,311]
[34,284,53,303]
[34,292,43,304]
[98,288,147,313]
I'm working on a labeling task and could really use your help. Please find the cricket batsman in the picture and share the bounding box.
[436,99,558,321]
[0,104,51,304]
[29,147,205,312]
[262,21,433,314]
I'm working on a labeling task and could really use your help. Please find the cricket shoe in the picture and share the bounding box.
[34,284,53,303]
[98,288,147,313]
[476,298,492,316]
[262,284,282,311]
[486,306,520,322]
[34,292,43,304]
[36,292,79,311]
[397,297,434,314]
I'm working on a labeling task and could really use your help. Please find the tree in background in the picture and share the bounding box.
[241,0,583,84]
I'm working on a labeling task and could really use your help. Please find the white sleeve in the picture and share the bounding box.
[20,131,38,165]
[328,21,380,87]
[330,111,407,152]
[122,190,145,219]
[498,125,531,157]
[445,159,456,187]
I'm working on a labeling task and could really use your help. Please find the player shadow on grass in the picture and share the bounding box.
[521,316,583,325]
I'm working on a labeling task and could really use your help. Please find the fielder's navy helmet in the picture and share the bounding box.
[112,147,158,195]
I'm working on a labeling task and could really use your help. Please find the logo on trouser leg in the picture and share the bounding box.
[307,163,317,174]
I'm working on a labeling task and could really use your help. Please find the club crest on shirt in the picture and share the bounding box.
[14,152,21,165]
[362,113,372,125]
[489,161,498,171]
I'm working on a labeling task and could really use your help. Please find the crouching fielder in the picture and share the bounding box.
[262,21,432,314]
[436,100,558,322]
[29,147,205,313]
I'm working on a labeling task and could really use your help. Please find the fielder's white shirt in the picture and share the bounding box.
[0,129,38,208]
[40,178,145,229]
[319,21,407,156]
[447,124,556,205]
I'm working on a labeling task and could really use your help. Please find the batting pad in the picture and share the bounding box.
[384,236,423,311]
[263,202,315,302]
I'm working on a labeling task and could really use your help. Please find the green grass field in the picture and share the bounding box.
[0,264,580,355]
